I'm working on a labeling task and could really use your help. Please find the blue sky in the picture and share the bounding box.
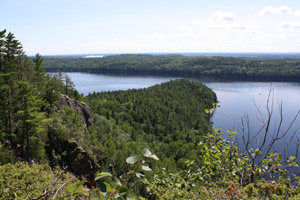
[1,0,300,55]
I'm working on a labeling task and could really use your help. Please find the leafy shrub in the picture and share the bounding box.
[0,162,79,199]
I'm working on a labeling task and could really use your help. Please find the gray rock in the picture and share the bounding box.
[58,94,93,127]
[64,140,97,179]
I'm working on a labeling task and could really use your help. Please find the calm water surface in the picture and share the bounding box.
[64,72,300,165]
[63,72,178,94]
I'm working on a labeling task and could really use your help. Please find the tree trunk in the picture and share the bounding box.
[26,131,30,165]
[8,105,13,148]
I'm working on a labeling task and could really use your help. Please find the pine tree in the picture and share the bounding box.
[0,29,6,72]
[16,81,50,163]
[0,30,55,163]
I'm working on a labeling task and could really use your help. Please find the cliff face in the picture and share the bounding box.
[47,137,98,179]
[64,140,97,179]
[58,94,93,127]
[48,94,97,179]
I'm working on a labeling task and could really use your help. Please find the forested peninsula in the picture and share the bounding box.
[43,54,300,81]
[2,29,300,199]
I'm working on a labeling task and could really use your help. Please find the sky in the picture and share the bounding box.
[1,0,300,55]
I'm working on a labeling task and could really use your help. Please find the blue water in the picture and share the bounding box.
[61,72,300,171]
[60,72,177,94]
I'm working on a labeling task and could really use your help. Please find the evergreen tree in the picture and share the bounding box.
[32,53,45,88]
[15,81,49,163]
[0,29,63,163]
[0,29,6,72]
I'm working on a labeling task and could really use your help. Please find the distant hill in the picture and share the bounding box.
[43,54,300,81]
[37,52,300,59]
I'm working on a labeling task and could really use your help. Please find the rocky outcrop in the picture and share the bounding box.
[47,94,97,179]
[63,140,98,179]
[47,136,98,179]
[58,94,93,127]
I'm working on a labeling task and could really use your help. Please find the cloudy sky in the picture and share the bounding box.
[1,0,300,55]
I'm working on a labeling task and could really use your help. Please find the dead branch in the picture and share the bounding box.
[239,88,300,183]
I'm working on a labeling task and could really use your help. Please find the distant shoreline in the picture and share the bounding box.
[31,52,300,59]
[42,54,300,82]
[46,69,300,83]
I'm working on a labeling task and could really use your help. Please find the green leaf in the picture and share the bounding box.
[126,155,139,165]
[204,161,210,165]
[150,154,159,160]
[276,155,282,163]
[127,170,135,175]
[142,163,152,171]
[96,182,111,194]
[95,172,112,181]
[3,188,9,193]
[226,129,231,133]
[136,172,145,178]
[97,190,104,200]
[70,179,85,193]
[290,156,296,160]
[119,185,128,196]
[104,182,112,192]
[142,148,152,157]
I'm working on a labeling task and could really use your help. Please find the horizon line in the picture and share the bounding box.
[28,52,300,57]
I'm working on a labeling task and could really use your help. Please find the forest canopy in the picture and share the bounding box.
[85,79,217,173]
[43,54,300,81]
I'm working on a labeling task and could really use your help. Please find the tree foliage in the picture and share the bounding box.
[43,54,300,81]
[85,79,216,174]
[0,29,81,164]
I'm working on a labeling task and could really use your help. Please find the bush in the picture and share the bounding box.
[0,162,79,199]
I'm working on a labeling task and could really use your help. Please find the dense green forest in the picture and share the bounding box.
[2,29,300,199]
[43,54,300,80]
[85,79,216,173]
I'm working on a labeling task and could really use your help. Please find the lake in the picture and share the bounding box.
[63,72,300,166]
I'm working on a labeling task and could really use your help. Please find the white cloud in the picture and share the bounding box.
[231,24,247,30]
[211,11,236,22]
[258,6,300,16]
[176,9,285,52]
[294,10,300,16]
[178,26,195,36]
[191,11,252,33]
[145,33,166,41]
[280,22,300,30]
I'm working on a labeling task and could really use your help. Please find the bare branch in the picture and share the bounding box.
[52,182,68,200]
[238,88,300,183]
[43,166,68,200]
